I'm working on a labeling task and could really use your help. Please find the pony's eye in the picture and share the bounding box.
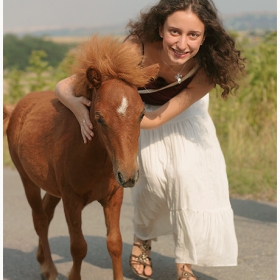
[95,113,105,126]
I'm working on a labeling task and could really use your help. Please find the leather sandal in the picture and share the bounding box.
[129,240,152,279]
[178,264,198,280]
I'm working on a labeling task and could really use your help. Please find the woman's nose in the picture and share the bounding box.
[176,36,188,51]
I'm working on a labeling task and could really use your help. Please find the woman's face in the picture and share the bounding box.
[159,9,205,65]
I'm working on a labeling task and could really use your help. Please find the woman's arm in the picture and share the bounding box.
[140,69,214,129]
[55,76,94,143]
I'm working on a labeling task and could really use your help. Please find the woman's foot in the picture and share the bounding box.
[130,238,152,278]
[176,264,197,280]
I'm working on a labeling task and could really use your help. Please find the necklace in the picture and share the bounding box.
[159,50,187,84]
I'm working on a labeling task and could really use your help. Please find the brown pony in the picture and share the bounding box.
[4,36,159,280]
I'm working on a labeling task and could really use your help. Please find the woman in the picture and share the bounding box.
[55,1,245,279]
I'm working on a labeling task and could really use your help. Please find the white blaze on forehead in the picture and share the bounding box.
[117,97,128,115]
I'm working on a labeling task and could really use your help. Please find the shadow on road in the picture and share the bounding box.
[230,198,276,223]
[3,235,217,280]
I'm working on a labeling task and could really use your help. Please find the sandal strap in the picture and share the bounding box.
[178,272,197,280]
[130,254,152,268]
[178,266,198,280]
[130,240,152,269]
[133,240,151,252]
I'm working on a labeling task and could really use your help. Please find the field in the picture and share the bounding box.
[3,32,277,202]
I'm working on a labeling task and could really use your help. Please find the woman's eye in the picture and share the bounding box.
[189,33,199,38]
[170,30,179,35]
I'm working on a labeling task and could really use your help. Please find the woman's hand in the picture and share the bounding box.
[71,96,94,143]
[55,76,94,144]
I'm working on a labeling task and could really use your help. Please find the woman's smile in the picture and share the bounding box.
[171,48,190,59]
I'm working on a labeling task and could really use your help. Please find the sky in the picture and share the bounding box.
[3,0,277,33]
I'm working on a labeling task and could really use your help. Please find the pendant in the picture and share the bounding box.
[175,73,182,84]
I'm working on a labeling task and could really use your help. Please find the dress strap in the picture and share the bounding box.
[138,64,200,94]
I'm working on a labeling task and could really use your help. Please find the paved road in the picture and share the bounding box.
[3,168,277,280]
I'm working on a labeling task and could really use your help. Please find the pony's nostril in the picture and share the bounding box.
[118,172,124,185]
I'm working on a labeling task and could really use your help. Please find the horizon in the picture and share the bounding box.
[3,0,277,34]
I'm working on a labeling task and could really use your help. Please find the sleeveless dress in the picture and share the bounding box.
[131,68,238,266]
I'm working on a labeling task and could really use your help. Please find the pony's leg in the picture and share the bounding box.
[36,193,61,275]
[102,186,124,280]
[62,192,87,280]
[21,176,58,280]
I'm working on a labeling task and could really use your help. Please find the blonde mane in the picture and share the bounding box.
[71,35,159,98]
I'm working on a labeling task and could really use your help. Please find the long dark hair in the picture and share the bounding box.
[126,0,246,98]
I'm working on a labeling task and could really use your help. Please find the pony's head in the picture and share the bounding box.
[71,36,159,188]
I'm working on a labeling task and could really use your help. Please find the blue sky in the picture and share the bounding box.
[3,0,277,33]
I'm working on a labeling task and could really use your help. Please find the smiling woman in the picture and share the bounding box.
[54,1,245,279]
[159,9,205,62]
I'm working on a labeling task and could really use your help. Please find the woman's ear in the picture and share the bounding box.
[159,25,163,38]
[201,36,205,45]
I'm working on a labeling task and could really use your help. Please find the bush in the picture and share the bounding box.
[3,34,76,70]
[209,32,276,201]
[3,32,277,201]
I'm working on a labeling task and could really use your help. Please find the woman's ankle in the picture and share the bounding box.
[134,236,151,244]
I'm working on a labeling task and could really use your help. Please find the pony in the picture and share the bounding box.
[4,35,159,280]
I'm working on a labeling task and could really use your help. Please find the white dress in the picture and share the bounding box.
[131,93,238,266]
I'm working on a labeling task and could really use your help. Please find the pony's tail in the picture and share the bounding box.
[3,104,15,136]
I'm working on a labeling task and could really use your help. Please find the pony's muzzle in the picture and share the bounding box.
[117,169,139,188]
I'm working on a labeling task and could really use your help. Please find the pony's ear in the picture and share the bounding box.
[86,67,102,89]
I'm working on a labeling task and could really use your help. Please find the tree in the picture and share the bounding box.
[3,34,76,70]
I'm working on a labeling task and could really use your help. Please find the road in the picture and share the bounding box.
[3,168,277,280]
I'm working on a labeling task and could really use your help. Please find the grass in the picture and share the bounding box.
[209,92,276,202]
[3,98,276,203]
[3,110,276,202]
[3,89,276,203]
[3,33,276,202]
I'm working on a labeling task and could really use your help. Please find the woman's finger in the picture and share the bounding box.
[81,129,87,144]
[80,96,92,107]
[82,119,94,137]
[81,120,93,141]
[77,97,93,130]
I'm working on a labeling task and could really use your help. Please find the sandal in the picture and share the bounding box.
[129,240,152,279]
[178,264,198,280]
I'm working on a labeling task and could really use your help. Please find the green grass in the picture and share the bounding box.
[3,32,276,202]
[209,93,276,202]
[3,114,276,202]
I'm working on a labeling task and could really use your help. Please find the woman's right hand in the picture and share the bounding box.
[70,95,94,144]
[55,76,94,144]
